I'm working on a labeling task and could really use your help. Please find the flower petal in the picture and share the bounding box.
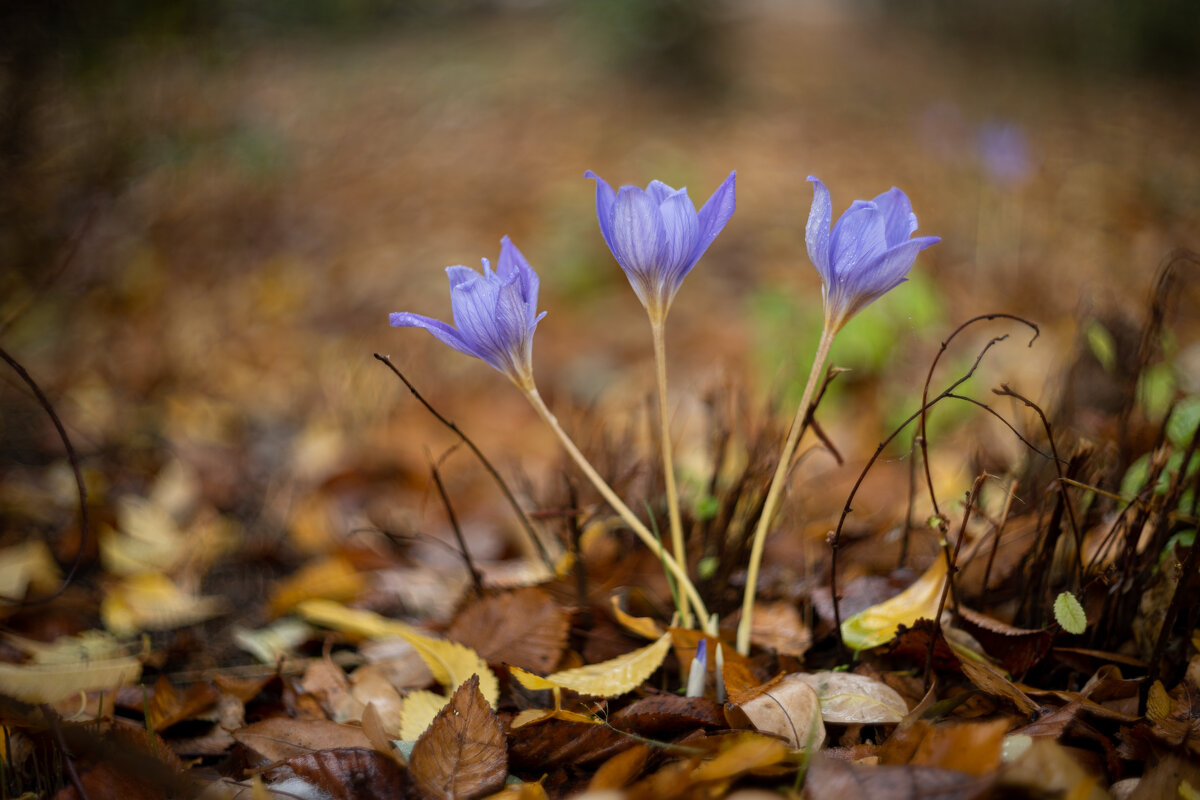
[829,202,888,283]
[872,187,918,247]
[389,312,478,359]
[610,185,666,284]
[657,186,700,285]
[693,170,736,263]
[585,170,619,255]
[805,176,833,284]
[645,179,678,206]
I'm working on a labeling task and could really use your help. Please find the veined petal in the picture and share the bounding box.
[658,187,700,281]
[585,171,619,254]
[693,170,736,263]
[611,186,666,280]
[805,176,833,283]
[645,179,678,205]
[873,187,918,247]
[829,203,888,282]
[389,312,479,359]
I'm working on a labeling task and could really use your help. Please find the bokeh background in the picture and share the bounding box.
[3,0,1199,621]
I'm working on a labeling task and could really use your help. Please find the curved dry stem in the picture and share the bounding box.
[522,385,713,633]
[736,325,836,655]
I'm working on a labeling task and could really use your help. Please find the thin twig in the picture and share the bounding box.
[830,317,1038,657]
[374,353,554,571]
[427,448,484,599]
[993,383,1083,583]
[0,346,88,604]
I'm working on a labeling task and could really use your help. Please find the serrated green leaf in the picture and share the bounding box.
[1053,592,1087,634]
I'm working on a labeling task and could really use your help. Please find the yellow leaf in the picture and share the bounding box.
[610,595,665,640]
[400,689,449,741]
[793,671,908,724]
[841,557,948,651]
[0,654,142,703]
[0,540,62,599]
[509,665,560,691]
[542,632,672,698]
[101,572,226,637]
[298,599,497,707]
[269,556,365,617]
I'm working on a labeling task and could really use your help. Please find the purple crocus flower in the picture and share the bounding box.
[586,170,736,321]
[805,176,940,332]
[390,236,546,390]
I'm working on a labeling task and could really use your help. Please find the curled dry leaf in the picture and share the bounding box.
[410,675,507,800]
[727,673,826,751]
[794,671,908,725]
[447,587,569,673]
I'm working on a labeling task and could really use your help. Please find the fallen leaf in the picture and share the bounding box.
[880,718,1010,775]
[841,557,948,651]
[233,718,372,764]
[145,674,221,730]
[265,747,408,800]
[400,688,452,741]
[794,671,908,724]
[955,605,1056,675]
[269,556,366,617]
[727,673,825,751]
[447,588,569,672]
[0,649,142,704]
[536,631,673,698]
[747,601,812,658]
[998,736,1108,799]
[0,539,62,599]
[806,752,994,799]
[101,572,226,637]
[298,599,498,707]
[689,730,790,781]
[349,664,405,734]
[409,675,507,800]
[589,743,651,791]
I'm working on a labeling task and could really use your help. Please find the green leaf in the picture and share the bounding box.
[1053,592,1087,634]
[1085,320,1117,373]
[1167,396,1200,449]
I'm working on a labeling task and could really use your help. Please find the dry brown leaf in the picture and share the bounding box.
[145,674,221,730]
[265,747,408,800]
[794,671,908,725]
[233,718,372,764]
[880,718,1010,775]
[727,673,825,751]
[410,675,507,800]
[589,743,651,791]
[447,587,569,672]
[747,601,812,658]
[361,702,403,764]
[806,752,994,800]
[349,663,405,733]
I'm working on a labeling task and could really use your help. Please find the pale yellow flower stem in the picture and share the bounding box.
[736,323,837,655]
[523,385,714,633]
[650,318,692,628]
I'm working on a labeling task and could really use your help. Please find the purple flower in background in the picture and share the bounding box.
[805,177,940,332]
[586,170,736,321]
[390,236,546,389]
[978,122,1033,187]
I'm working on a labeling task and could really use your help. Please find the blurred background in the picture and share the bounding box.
[2,0,1199,622]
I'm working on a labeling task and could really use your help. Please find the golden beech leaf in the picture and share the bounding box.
[400,689,452,742]
[410,675,507,800]
[609,595,665,640]
[269,556,366,618]
[101,572,227,637]
[841,557,948,651]
[297,599,498,707]
[542,631,673,698]
[506,667,601,729]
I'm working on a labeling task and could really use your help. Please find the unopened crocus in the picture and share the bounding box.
[805,176,940,333]
[586,170,736,322]
[390,236,546,390]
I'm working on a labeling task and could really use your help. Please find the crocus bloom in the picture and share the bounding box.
[805,176,940,332]
[390,236,546,390]
[586,170,736,321]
